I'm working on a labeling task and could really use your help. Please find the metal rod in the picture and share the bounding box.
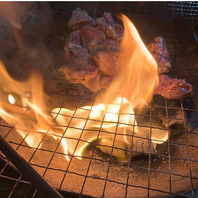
[0,134,63,198]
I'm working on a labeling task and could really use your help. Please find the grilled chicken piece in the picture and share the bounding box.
[92,51,118,76]
[65,47,89,62]
[59,57,98,88]
[68,7,92,29]
[105,23,124,42]
[80,26,106,46]
[100,76,114,89]
[87,39,121,55]
[96,12,124,42]
[154,74,193,99]
[64,30,82,50]
[100,39,120,48]
[147,36,172,74]
[81,74,101,92]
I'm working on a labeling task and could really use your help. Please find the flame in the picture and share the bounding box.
[50,14,167,160]
[0,14,168,162]
[0,61,54,148]
[52,96,136,160]
[105,14,159,109]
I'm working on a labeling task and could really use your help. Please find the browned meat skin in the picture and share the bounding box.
[87,39,121,54]
[92,51,118,76]
[80,26,106,46]
[64,30,82,50]
[64,47,89,62]
[151,53,172,75]
[155,74,193,99]
[96,17,107,32]
[68,7,92,29]
[147,36,172,74]
[100,76,113,89]
[59,57,98,84]
[100,39,120,48]
[96,12,124,42]
[105,23,124,42]
[81,74,101,92]
[103,12,115,23]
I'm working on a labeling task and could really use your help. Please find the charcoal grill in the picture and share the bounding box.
[0,1,198,198]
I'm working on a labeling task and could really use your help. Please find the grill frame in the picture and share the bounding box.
[0,1,198,198]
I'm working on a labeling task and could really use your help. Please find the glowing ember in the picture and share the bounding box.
[0,14,168,162]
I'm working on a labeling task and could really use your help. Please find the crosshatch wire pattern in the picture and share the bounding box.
[0,2,198,198]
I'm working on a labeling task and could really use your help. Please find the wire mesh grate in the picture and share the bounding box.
[0,1,198,198]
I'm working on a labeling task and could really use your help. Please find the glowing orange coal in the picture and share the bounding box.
[0,14,168,162]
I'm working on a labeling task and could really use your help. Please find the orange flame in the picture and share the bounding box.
[0,14,168,162]
[0,61,54,148]
[105,14,159,109]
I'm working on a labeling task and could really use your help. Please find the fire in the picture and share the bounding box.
[51,12,167,160]
[105,14,159,109]
[0,14,168,162]
[0,61,54,148]
[52,96,136,160]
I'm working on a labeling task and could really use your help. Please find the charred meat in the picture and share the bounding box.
[61,8,193,99]
[64,47,89,62]
[92,51,118,76]
[154,74,193,99]
[100,76,113,89]
[59,57,99,92]
[80,26,106,46]
[68,7,92,29]
[96,12,124,42]
[147,36,172,74]
[61,10,123,92]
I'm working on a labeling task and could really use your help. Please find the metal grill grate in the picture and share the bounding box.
[0,2,198,198]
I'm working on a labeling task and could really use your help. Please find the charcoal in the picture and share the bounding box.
[150,95,196,133]
[97,130,157,161]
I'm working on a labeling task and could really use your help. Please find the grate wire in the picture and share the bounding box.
[0,2,198,198]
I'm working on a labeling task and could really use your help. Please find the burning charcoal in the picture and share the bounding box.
[129,133,156,157]
[92,51,118,76]
[173,16,198,52]
[98,138,129,161]
[150,95,193,134]
[147,36,172,74]
[68,7,92,29]
[98,131,157,161]
[154,74,193,99]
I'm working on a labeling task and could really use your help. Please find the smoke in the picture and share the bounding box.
[0,2,34,30]
[0,2,66,95]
